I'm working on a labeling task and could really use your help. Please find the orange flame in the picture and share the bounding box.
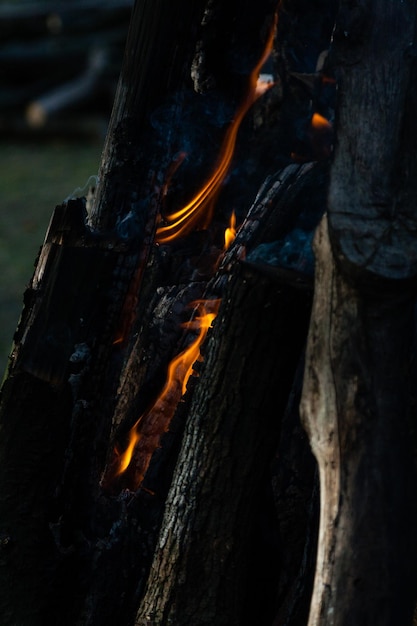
[111,299,221,488]
[224,211,237,250]
[156,16,277,244]
[311,112,332,130]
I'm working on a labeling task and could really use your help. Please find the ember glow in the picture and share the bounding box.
[111,299,221,488]
[155,16,277,244]
[224,211,237,250]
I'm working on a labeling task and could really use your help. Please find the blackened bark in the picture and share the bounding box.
[135,262,312,626]
[90,0,207,231]
[272,361,319,626]
[0,200,142,625]
[0,1,336,625]
[0,375,72,626]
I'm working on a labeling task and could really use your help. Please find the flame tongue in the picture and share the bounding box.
[110,299,221,489]
[224,211,237,250]
[311,112,332,130]
[156,15,277,244]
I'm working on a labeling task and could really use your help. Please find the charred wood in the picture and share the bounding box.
[135,261,312,626]
[272,360,319,626]
[0,198,145,625]
[0,1,338,625]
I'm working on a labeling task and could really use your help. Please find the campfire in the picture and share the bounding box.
[102,13,279,494]
[0,2,343,626]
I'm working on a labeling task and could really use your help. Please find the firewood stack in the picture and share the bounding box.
[0,1,345,625]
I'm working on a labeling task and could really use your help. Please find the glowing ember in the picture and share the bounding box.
[156,16,277,244]
[110,299,221,489]
[224,211,237,250]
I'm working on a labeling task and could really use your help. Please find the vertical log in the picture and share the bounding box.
[135,262,312,626]
[90,0,205,231]
[301,217,417,625]
[301,1,417,623]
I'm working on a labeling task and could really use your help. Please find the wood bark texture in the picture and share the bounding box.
[301,216,417,626]
[136,262,312,626]
[90,0,207,231]
[0,0,338,624]
[328,0,417,280]
[301,2,417,623]
[0,200,142,625]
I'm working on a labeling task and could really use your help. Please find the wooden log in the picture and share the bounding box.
[90,0,208,232]
[73,151,321,623]
[0,1,336,624]
[301,216,417,625]
[135,260,312,626]
[26,48,109,128]
[327,0,417,281]
[272,360,319,626]
[0,199,146,625]
[300,2,417,624]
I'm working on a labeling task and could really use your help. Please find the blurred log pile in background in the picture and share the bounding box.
[0,0,132,136]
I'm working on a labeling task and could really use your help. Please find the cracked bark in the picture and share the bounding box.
[301,1,417,623]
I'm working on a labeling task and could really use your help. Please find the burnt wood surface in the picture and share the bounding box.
[0,199,143,625]
[89,0,207,231]
[135,262,312,626]
[0,1,338,624]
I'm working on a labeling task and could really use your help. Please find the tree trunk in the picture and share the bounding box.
[301,1,417,623]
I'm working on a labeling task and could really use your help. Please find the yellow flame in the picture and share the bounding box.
[156,16,277,244]
[115,429,141,475]
[224,211,237,250]
[113,299,221,484]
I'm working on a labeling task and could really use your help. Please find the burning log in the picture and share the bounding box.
[135,261,311,626]
[0,1,341,625]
